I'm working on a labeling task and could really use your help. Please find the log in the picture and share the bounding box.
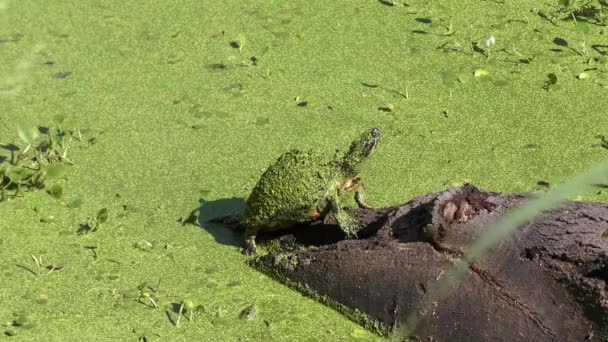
[251,184,608,341]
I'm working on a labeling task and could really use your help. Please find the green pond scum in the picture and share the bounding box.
[0,0,607,341]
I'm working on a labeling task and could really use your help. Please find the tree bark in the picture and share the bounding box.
[253,184,608,341]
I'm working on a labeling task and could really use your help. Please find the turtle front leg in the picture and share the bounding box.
[243,228,257,256]
[354,185,372,209]
[347,177,372,209]
[329,196,364,238]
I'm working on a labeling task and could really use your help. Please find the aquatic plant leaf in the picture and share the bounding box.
[40,214,56,223]
[237,33,247,52]
[17,124,39,145]
[474,69,489,77]
[132,327,147,338]
[350,328,375,338]
[13,314,34,329]
[183,295,201,309]
[48,184,63,199]
[548,73,558,84]
[45,163,66,180]
[97,208,108,223]
[7,166,34,182]
[66,198,83,208]
[52,113,65,124]
[441,70,459,86]
[133,240,154,251]
[575,22,590,35]
[255,117,269,126]
[578,72,590,79]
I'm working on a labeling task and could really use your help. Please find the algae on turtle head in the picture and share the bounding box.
[341,127,380,178]
[241,128,381,255]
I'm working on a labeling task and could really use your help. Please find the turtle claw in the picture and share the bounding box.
[244,240,257,256]
[355,190,372,209]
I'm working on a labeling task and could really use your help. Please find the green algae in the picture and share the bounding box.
[0,0,607,340]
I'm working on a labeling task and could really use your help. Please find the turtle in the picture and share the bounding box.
[241,127,380,255]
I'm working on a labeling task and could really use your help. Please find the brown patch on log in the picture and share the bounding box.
[253,184,608,341]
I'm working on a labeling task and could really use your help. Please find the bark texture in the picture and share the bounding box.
[254,184,608,341]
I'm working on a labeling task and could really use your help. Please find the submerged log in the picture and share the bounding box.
[252,184,608,341]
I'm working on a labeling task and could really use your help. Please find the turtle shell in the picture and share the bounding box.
[242,149,342,232]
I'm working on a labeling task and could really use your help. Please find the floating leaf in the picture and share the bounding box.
[193,111,206,119]
[54,133,64,147]
[485,35,496,47]
[132,327,147,339]
[260,45,271,56]
[575,22,590,35]
[33,134,50,149]
[17,124,39,145]
[40,214,56,223]
[48,184,63,199]
[13,314,34,329]
[598,135,608,149]
[578,72,590,79]
[66,198,83,208]
[7,166,34,182]
[133,240,154,251]
[45,163,66,180]
[237,33,247,52]
[23,291,37,301]
[350,328,373,338]
[473,69,489,77]
[205,266,218,274]
[382,103,395,112]
[183,295,201,309]
[537,180,551,188]
[52,114,65,124]
[205,281,219,289]
[36,293,49,305]
[97,208,108,223]
[255,117,270,126]
[441,70,459,87]
[53,71,72,79]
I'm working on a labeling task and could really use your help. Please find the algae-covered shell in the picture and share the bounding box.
[242,149,341,232]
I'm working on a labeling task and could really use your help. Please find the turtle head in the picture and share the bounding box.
[341,128,380,177]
